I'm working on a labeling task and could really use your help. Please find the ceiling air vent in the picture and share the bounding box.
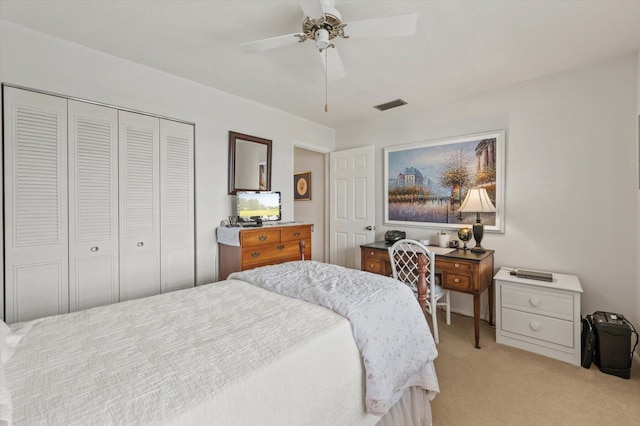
[373,98,407,111]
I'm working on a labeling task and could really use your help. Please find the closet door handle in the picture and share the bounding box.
[137,242,144,247]
[90,246,99,252]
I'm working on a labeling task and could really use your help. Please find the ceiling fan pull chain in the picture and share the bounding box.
[325,47,328,112]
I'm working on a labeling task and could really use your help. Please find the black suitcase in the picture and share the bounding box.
[592,311,638,379]
[581,314,595,368]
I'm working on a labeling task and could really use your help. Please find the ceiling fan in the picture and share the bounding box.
[239,0,418,82]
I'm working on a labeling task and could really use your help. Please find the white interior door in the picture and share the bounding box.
[119,110,160,301]
[68,100,119,311]
[3,87,69,323]
[329,145,376,269]
[160,119,195,293]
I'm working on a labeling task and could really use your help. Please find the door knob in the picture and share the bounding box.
[365,225,375,231]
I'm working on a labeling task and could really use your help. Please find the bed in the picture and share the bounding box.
[1,260,439,426]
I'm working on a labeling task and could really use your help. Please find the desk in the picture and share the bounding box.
[360,241,495,348]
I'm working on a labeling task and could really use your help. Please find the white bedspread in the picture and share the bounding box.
[5,280,383,425]
[229,260,440,415]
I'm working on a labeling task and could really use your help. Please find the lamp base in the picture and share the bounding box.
[471,245,486,254]
[471,216,486,253]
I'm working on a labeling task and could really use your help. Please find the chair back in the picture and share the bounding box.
[388,239,435,294]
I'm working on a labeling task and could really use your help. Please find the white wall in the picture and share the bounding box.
[336,53,639,319]
[636,51,640,347]
[0,20,336,310]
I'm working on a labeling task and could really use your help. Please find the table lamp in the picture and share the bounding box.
[458,187,496,253]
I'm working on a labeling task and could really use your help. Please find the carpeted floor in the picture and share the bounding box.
[429,313,640,425]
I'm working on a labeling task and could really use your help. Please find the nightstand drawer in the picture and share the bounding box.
[501,308,574,348]
[502,286,573,321]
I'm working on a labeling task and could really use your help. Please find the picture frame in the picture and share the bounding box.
[294,171,311,201]
[384,130,505,233]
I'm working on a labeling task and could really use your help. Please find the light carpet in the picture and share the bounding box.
[429,313,640,425]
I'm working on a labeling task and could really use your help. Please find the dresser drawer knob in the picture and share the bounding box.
[258,235,267,241]
[370,263,375,268]
[293,232,300,237]
[529,297,540,307]
[529,321,540,331]
[277,244,285,251]
[251,252,261,258]
[454,263,460,268]
[370,252,375,256]
[454,278,460,283]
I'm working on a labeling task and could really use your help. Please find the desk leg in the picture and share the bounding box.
[473,294,481,349]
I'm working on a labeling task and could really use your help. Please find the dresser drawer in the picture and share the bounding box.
[363,258,386,275]
[501,285,574,321]
[363,248,390,261]
[240,229,281,246]
[281,225,311,242]
[437,258,474,273]
[501,308,574,348]
[242,241,303,266]
[442,272,472,291]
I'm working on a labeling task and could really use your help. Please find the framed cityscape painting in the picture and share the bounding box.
[384,130,505,233]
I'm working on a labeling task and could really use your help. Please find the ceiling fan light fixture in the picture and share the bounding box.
[374,99,408,111]
[315,28,331,50]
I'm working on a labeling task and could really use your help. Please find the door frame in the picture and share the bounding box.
[292,141,331,262]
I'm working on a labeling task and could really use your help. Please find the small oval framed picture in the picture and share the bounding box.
[294,171,311,201]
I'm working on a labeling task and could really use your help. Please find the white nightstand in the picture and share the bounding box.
[494,268,583,366]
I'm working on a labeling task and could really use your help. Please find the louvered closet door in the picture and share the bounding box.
[3,87,69,323]
[119,111,160,301]
[160,119,195,292]
[68,100,119,311]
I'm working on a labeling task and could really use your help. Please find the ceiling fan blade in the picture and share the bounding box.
[344,13,418,38]
[319,47,346,81]
[300,0,326,20]
[239,33,301,53]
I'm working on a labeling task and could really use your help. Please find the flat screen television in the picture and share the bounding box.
[236,191,281,225]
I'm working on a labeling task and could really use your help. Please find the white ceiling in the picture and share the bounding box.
[1,0,640,128]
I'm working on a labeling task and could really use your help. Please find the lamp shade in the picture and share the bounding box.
[458,188,496,213]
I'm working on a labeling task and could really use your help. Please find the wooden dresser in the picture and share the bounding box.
[219,224,312,280]
[361,241,495,348]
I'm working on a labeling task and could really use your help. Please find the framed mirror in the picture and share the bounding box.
[228,131,272,195]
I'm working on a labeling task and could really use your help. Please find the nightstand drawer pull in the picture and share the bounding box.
[454,263,460,268]
[454,278,460,283]
[91,246,99,252]
[370,263,375,268]
[370,252,375,256]
[277,244,285,251]
[258,235,267,241]
[293,232,300,237]
[529,297,540,307]
[529,321,540,332]
[251,252,261,258]
[137,242,144,247]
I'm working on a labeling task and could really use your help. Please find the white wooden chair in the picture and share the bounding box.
[388,239,451,343]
